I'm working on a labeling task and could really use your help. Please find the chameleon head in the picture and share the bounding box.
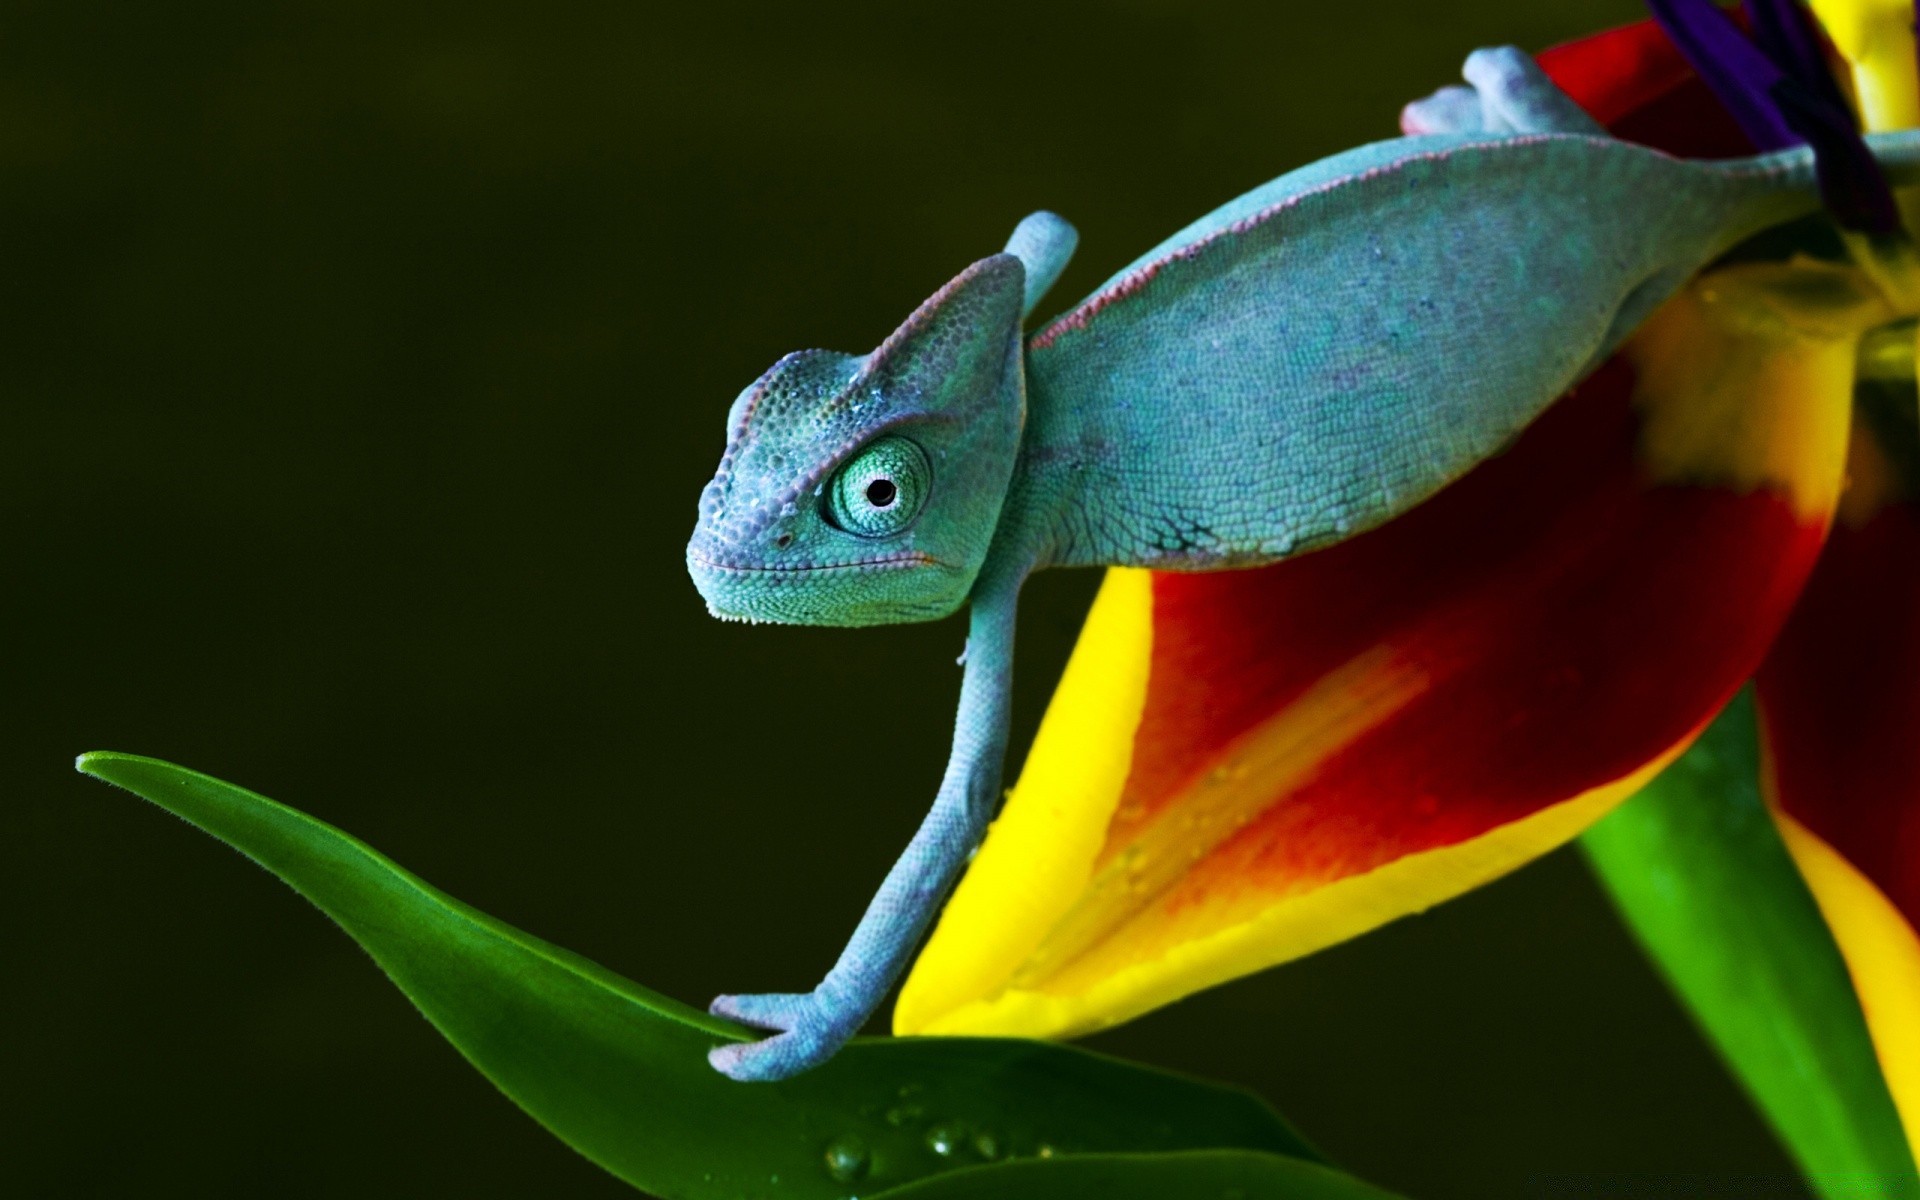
[687,253,1028,626]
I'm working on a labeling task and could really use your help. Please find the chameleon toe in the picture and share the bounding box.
[708,1023,841,1082]
[709,991,809,1031]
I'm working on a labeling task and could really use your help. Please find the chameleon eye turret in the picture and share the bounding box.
[828,436,931,537]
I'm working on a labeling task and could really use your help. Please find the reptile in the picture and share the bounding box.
[684,43,1920,1080]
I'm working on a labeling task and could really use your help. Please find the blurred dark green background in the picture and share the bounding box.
[4,1,1817,1197]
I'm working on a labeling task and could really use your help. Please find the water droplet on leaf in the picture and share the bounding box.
[925,1121,967,1157]
[885,1103,925,1127]
[823,1134,871,1183]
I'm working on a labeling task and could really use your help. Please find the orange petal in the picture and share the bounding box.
[898,263,1879,1040]
[1757,390,1920,1148]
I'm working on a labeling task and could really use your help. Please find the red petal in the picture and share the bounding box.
[1759,405,1920,937]
[1538,18,1758,157]
[1118,354,1820,903]
[902,269,1867,1038]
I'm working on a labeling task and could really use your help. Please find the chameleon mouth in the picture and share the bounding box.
[685,549,938,574]
[685,547,952,627]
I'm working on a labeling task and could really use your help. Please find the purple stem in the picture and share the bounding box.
[1648,0,1800,148]
[1648,0,1898,232]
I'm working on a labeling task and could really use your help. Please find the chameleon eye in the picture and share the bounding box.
[828,435,931,537]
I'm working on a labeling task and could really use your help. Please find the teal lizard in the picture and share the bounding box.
[685,44,1920,1081]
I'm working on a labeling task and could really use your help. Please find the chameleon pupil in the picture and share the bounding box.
[866,479,897,508]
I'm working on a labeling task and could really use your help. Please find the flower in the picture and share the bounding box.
[895,11,1920,1157]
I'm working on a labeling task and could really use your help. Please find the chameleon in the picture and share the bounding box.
[685,44,1920,1081]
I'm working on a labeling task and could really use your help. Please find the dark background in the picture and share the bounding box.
[5,1,1812,1197]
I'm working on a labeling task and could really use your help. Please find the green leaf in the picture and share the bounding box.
[78,752,1321,1200]
[1580,691,1919,1200]
[867,1151,1405,1199]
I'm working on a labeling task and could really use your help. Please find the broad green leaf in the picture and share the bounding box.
[1581,691,1919,1200]
[78,752,1319,1200]
[868,1150,1405,1199]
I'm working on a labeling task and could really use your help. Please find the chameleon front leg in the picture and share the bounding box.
[709,567,1024,1081]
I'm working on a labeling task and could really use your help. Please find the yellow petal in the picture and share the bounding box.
[1774,809,1920,1152]
[1808,0,1920,131]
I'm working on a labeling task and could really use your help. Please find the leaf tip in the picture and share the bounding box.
[75,750,145,783]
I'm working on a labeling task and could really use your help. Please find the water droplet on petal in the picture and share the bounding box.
[823,1134,871,1183]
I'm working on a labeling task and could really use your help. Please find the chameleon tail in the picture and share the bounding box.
[1705,130,1920,263]
[1865,128,1920,191]
[1649,0,1900,234]
[1707,129,1920,319]
[1747,128,1920,192]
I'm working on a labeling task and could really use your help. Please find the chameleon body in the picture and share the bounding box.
[686,47,1920,1080]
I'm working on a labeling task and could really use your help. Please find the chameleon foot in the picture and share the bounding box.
[708,989,860,1081]
[1401,85,1485,135]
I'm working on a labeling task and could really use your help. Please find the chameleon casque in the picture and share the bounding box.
[686,45,1920,1080]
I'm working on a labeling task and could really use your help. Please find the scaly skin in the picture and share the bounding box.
[685,47,1920,1081]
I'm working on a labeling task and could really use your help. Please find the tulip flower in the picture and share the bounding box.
[895,7,1920,1169]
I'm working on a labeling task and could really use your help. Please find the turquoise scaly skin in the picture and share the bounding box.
[685,48,1920,1081]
